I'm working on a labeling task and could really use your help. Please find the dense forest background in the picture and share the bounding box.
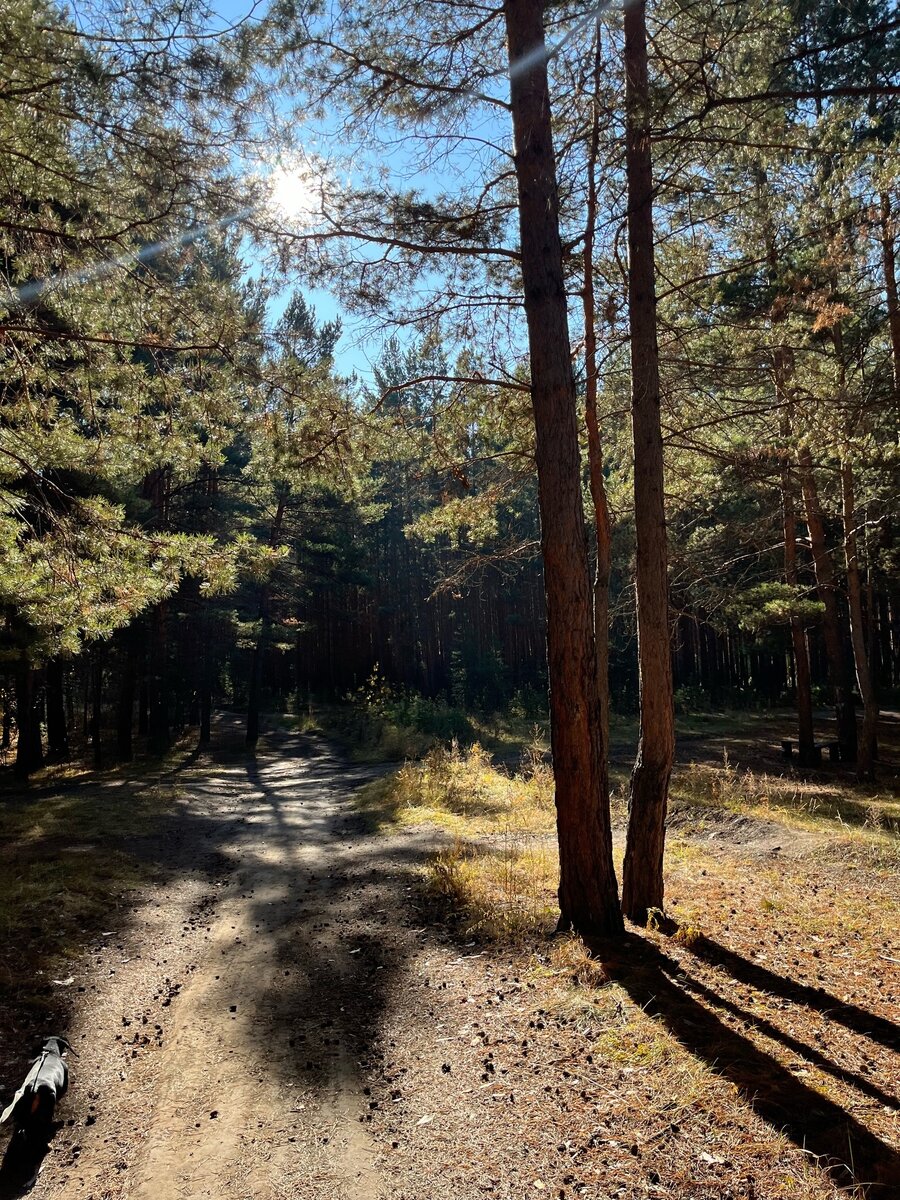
[2,0,898,780]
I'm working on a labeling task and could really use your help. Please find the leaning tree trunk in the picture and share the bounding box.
[797,445,858,762]
[503,0,622,936]
[583,14,613,754]
[620,0,674,926]
[840,459,878,780]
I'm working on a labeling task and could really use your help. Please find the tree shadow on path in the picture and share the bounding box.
[686,934,900,1052]
[589,933,900,1198]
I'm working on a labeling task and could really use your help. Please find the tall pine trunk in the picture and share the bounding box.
[797,446,858,762]
[880,192,900,402]
[583,15,613,753]
[621,0,674,925]
[775,362,815,766]
[503,0,622,936]
[840,460,878,779]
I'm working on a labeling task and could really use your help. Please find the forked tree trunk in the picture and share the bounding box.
[503,0,622,936]
[797,446,858,762]
[840,459,878,780]
[583,15,613,754]
[621,0,674,925]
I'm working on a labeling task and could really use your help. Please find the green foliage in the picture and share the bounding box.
[725,584,825,632]
[335,667,473,759]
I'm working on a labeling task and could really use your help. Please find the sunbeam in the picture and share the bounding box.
[4,207,253,310]
[508,0,625,81]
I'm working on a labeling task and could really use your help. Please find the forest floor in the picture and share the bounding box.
[0,712,897,1200]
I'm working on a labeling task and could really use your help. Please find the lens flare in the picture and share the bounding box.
[5,208,253,310]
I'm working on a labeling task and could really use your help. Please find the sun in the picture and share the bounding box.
[267,162,323,224]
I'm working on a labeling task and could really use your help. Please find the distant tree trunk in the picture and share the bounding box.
[776,363,815,766]
[246,610,265,748]
[248,494,288,748]
[200,677,212,745]
[91,652,103,769]
[147,603,170,755]
[840,460,878,780]
[504,0,622,936]
[2,694,11,750]
[621,0,674,926]
[880,192,900,402]
[81,663,90,738]
[14,662,44,778]
[583,15,612,754]
[138,675,149,736]
[117,634,137,761]
[782,472,816,764]
[45,658,69,761]
[797,445,858,762]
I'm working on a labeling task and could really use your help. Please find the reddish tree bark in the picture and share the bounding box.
[503,0,622,936]
[621,0,674,925]
[583,15,613,754]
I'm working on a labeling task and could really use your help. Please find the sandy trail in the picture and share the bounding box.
[36,723,418,1200]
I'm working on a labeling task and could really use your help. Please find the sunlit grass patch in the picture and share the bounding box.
[356,740,557,836]
[424,833,559,942]
[672,757,900,858]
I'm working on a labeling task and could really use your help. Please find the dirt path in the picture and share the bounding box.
[30,721,425,1200]
[4,720,897,1200]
